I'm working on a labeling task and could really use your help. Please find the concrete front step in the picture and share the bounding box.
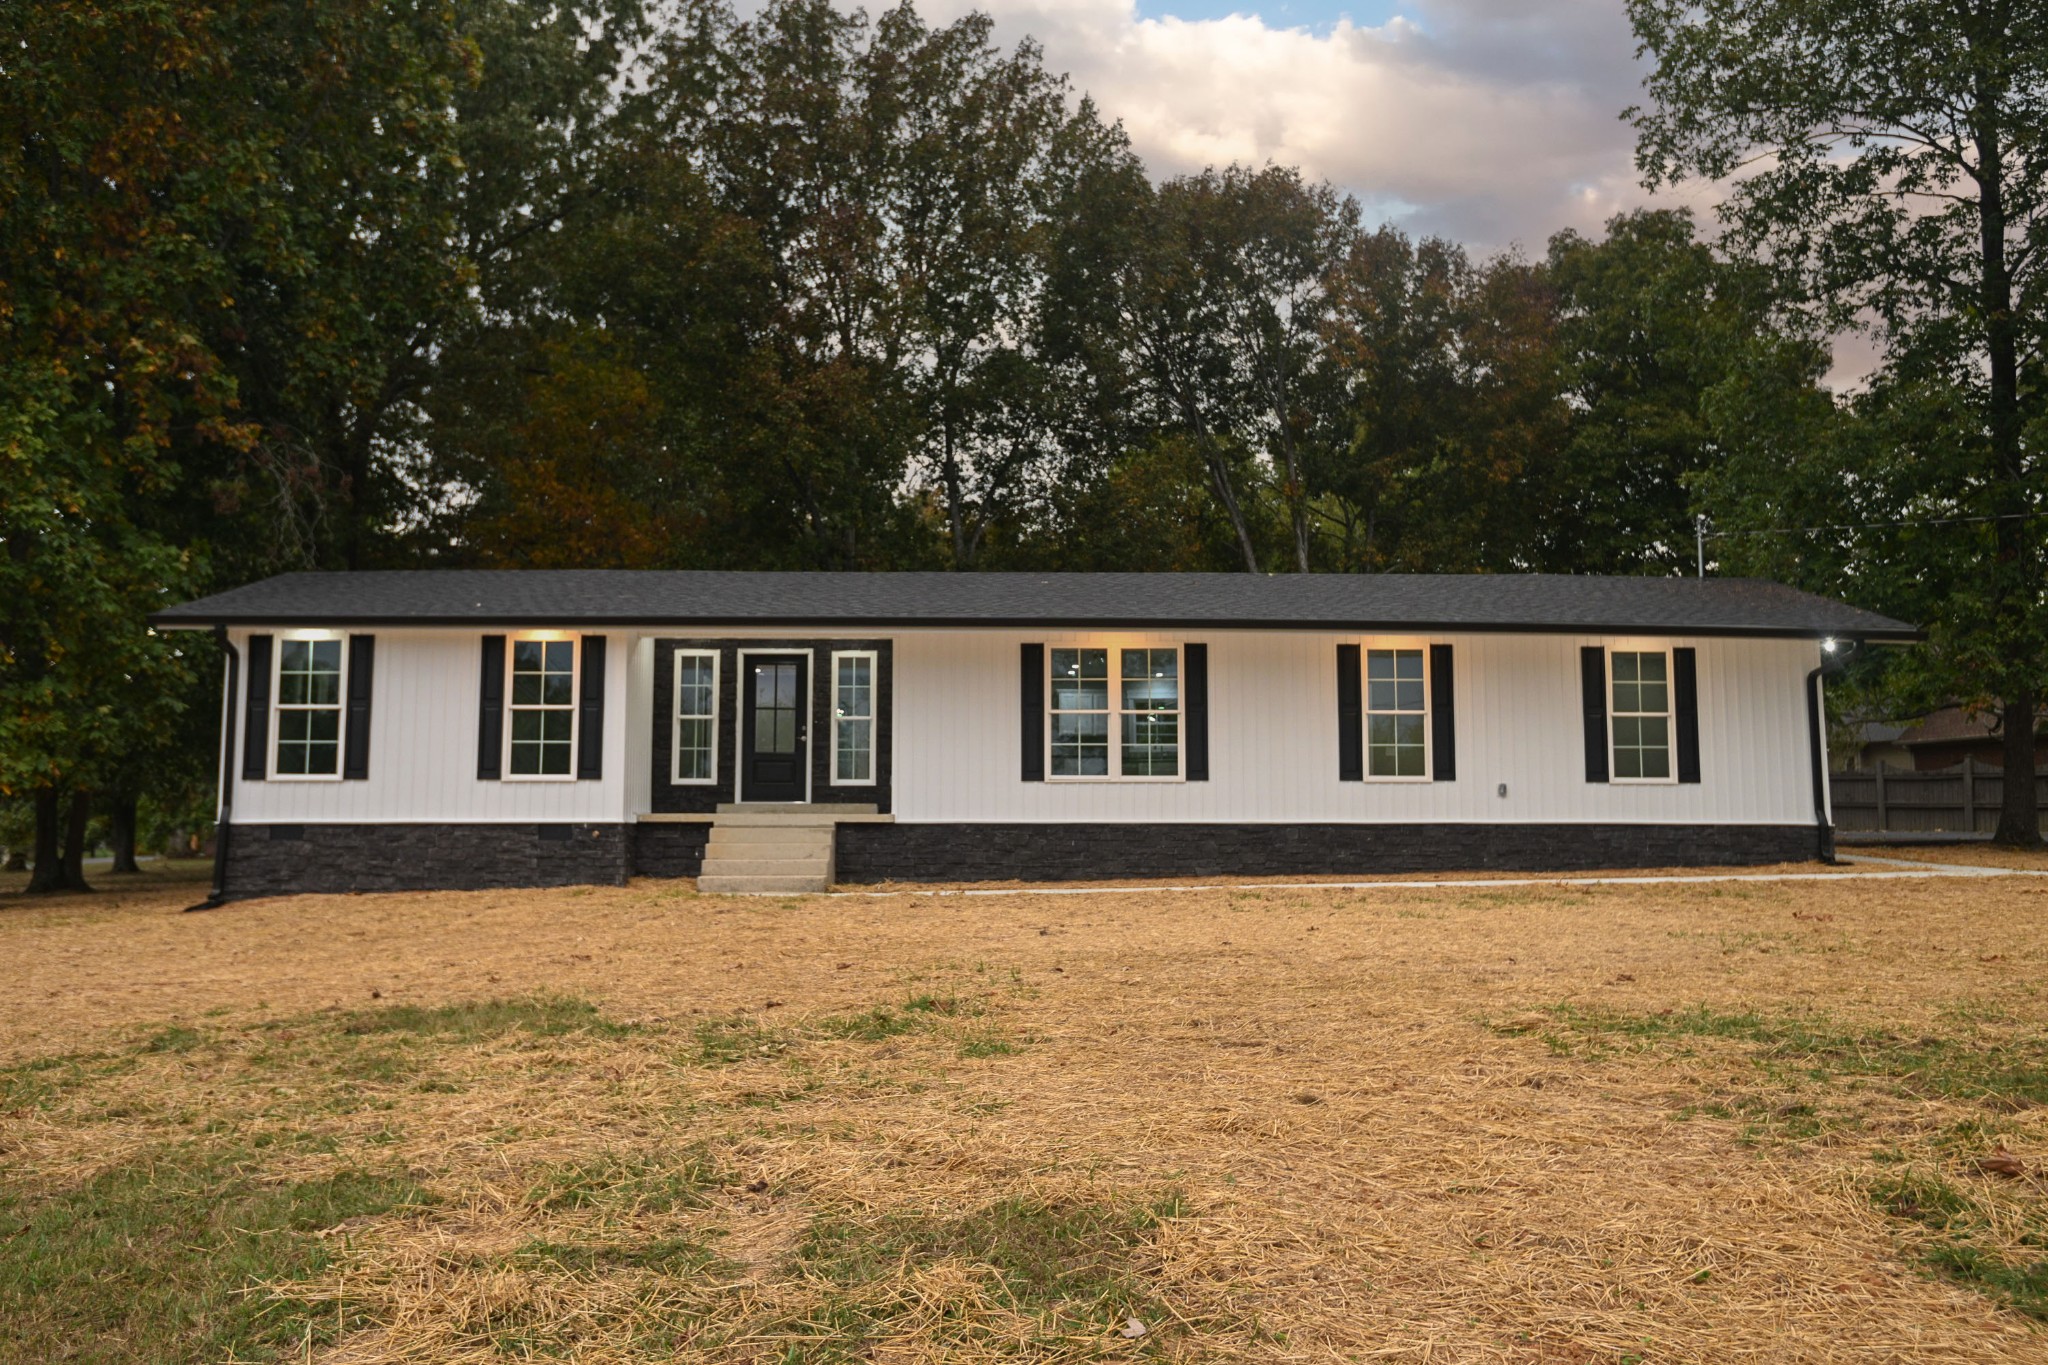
[707,824,835,843]
[696,804,846,894]
[697,872,832,894]
[705,842,829,862]
[701,857,832,877]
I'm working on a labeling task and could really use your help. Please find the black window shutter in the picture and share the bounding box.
[242,634,273,781]
[1184,643,1209,781]
[1337,644,1363,782]
[1429,643,1455,782]
[578,635,606,780]
[1674,646,1701,784]
[1020,643,1045,781]
[1580,645,1610,783]
[342,635,375,780]
[477,635,506,780]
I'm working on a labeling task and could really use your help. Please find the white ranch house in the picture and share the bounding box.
[151,571,1916,899]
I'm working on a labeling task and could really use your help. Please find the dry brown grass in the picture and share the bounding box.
[5,864,2048,1362]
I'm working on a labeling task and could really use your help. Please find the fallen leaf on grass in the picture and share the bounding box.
[1978,1147,2026,1178]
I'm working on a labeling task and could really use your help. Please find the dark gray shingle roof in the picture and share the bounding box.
[150,570,1918,640]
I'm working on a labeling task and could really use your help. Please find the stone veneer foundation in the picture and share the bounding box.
[220,819,1819,898]
[831,822,1821,883]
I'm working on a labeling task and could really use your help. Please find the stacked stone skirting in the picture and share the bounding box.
[222,820,1820,898]
[631,823,711,879]
[223,823,633,897]
[832,822,1822,883]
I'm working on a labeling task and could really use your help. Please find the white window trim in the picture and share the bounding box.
[502,633,580,783]
[1046,642,1185,783]
[1362,640,1433,783]
[269,632,349,782]
[830,649,878,787]
[671,648,720,785]
[1607,646,1678,786]
[736,648,814,804]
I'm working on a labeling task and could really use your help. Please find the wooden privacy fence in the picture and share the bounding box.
[1830,760,2048,835]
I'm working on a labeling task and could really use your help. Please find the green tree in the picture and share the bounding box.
[1320,229,1565,571]
[1630,0,2048,841]
[1068,166,1359,573]
[1538,209,1835,575]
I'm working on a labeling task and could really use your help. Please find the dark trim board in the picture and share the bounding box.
[222,822,631,897]
[834,822,1818,882]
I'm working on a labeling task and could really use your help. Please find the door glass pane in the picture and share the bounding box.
[754,663,798,754]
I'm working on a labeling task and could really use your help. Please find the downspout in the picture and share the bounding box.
[1805,663,1833,863]
[187,626,238,912]
[1805,638,1857,865]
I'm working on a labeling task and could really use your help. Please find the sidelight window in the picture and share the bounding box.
[672,650,718,783]
[832,651,876,784]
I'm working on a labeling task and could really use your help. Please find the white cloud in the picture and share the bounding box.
[921,0,1674,250]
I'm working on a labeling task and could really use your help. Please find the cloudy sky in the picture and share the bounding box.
[914,0,1698,253]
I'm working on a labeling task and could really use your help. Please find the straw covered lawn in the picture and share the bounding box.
[4,859,2048,1363]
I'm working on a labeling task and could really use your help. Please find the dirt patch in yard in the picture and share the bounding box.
[4,867,2047,1361]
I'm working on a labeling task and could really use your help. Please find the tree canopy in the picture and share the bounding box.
[15,0,2008,879]
[1629,0,2048,840]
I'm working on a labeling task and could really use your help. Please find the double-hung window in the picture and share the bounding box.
[832,650,876,784]
[1610,650,1672,781]
[672,650,718,783]
[508,638,577,778]
[1120,649,1179,776]
[1365,647,1427,778]
[274,638,345,777]
[1049,646,1180,779]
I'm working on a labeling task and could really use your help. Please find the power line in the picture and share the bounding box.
[1702,509,2047,539]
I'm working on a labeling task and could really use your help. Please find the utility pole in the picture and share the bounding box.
[1695,515,1706,578]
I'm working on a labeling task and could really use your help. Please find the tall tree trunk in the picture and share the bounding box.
[1203,451,1261,573]
[61,790,93,893]
[108,793,141,874]
[1975,87,2040,843]
[25,790,64,894]
[1996,689,2038,842]
[1267,391,1312,571]
[941,421,972,570]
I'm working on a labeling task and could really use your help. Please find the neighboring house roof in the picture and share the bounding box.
[1895,706,2047,747]
[151,570,1919,639]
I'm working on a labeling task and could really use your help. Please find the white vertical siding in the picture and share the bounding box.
[219,622,1822,829]
[226,628,633,824]
[890,629,1821,825]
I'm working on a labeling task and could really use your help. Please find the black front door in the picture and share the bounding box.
[742,654,808,802]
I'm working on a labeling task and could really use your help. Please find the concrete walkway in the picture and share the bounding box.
[810,852,2044,898]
